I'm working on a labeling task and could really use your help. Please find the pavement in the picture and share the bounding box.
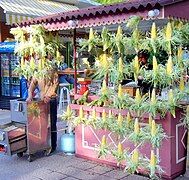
[0,108,189,180]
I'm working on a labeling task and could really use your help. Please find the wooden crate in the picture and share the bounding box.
[122,86,138,97]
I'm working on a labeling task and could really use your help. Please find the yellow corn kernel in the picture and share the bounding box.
[79,106,84,119]
[179,78,185,91]
[21,57,24,69]
[56,50,60,59]
[133,27,139,40]
[118,84,122,99]
[42,57,46,68]
[133,149,139,164]
[101,135,106,149]
[38,59,42,70]
[118,142,123,155]
[153,56,158,72]
[102,109,106,123]
[92,108,96,119]
[134,56,139,74]
[118,113,123,128]
[89,28,94,40]
[135,88,141,101]
[102,80,107,95]
[151,120,156,136]
[30,57,35,70]
[166,55,173,75]
[151,22,157,40]
[109,110,112,118]
[166,22,172,41]
[151,88,156,103]
[150,150,156,167]
[149,115,152,126]
[116,26,122,39]
[178,46,182,62]
[127,112,131,126]
[118,57,123,73]
[134,118,140,135]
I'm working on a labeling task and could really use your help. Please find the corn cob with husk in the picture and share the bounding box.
[151,22,157,40]
[153,56,158,72]
[117,142,123,155]
[92,108,96,119]
[151,88,156,103]
[79,106,84,119]
[56,50,61,59]
[178,46,183,62]
[134,56,139,82]
[166,22,172,41]
[177,20,182,30]
[133,149,139,164]
[109,110,112,118]
[38,59,42,70]
[21,57,25,69]
[102,53,108,68]
[166,55,173,75]
[168,89,176,118]
[151,120,156,137]
[118,84,122,99]
[180,77,185,91]
[134,118,140,135]
[42,57,46,68]
[102,109,106,124]
[102,80,107,95]
[118,57,123,73]
[30,57,35,70]
[149,115,152,126]
[101,135,106,149]
[127,112,131,127]
[67,105,71,121]
[135,88,141,101]
[88,28,94,52]
[118,113,123,129]
[150,150,156,167]
[116,26,122,39]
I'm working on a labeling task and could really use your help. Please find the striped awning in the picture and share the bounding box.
[0,0,79,25]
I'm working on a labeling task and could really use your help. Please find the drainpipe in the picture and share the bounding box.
[73,28,77,94]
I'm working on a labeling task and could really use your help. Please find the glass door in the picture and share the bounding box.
[0,53,11,96]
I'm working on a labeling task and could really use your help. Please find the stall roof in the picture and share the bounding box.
[19,0,189,31]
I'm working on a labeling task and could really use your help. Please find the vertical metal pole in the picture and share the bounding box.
[73,28,77,94]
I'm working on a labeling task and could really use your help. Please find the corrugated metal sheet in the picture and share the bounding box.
[0,0,79,25]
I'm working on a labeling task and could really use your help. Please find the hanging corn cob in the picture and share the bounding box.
[151,22,157,40]
[118,57,123,73]
[102,80,107,95]
[118,142,123,155]
[166,55,173,75]
[79,107,84,119]
[135,88,141,101]
[30,57,35,70]
[150,150,156,167]
[118,84,122,99]
[133,149,139,164]
[21,57,25,69]
[151,88,156,103]
[92,108,96,119]
[118,113,123,128]
[134,56,139,82]
[101,135,106,149]
[179,77,185,91]
[151,120,156,137]
[127,112,131,127]
[134,118,140,135]
[149,115,152,126]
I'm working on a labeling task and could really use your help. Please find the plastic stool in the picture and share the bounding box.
[59,84,71,110]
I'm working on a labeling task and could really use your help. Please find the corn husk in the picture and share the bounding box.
[134,56,139,74]
[79,107,84,118]
[133,27,139,40]
[30,57,35,70]
[133,149,139,164]
[102,109,106,123]
[102,54,108,68]
[38,59,42,70]
[118,84,122,99]
[134,118,140,135]
[127,112,131,127]
[151,88,156,103]
[109,110,112,118]
[151,120,156,136]
[42,57,46,68]
[153,56,158,72]
[166,22,172,41]
[101,135,106,149]
[149,115,152,126]
[135,88,141,101]
[56,50,61,59]
[118,142,123,155]
[151,22,157,40]
[118,57,123,73]
[102,80,107,95]
[166,55,173,75]
[89,28,94,40]
[179,78,185,91]
[168,89,174,103]
[150,150,156,167]
[118,113,123,128]
[116,26,122,39]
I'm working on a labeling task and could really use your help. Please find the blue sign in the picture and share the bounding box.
[0,42,16,53]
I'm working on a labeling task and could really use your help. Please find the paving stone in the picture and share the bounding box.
[121,174,149,180]
[16,175,41,180]
[89,175,116,180]
[71,161,98,170]
[24,167,52,178]
[63,177,80,180]
[103,169,129,179]
[88,165,114,175]
[38,172,68,180]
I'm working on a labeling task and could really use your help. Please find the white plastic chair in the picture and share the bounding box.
[59,83,71,110]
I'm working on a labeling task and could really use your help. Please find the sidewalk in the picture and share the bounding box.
[0,109,188,180]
